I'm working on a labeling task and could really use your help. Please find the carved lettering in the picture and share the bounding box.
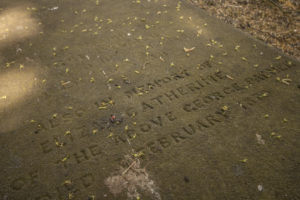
[171,132,187,143]
[141,102,154,111]
[158,137,171,148]
[81,173,94,188]
[73,150,90,164]
[40,140,53,154]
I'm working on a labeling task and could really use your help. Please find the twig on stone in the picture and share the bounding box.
[122,161,136,175]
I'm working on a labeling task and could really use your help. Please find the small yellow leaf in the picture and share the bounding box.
[64,180,72,185]
[133,151,144,157]
[183,47,195,52]
[222,106,229,111]
[65,130,71,135]
[98,106,107,110]
[62,156,69,162]
[107,132,113,138]
[275,56,281,60]
[270,132,276,136]
[264,114,269,118]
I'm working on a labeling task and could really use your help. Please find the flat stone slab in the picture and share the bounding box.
[0,0,299,199]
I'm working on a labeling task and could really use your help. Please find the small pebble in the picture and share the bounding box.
[183,176,190,183]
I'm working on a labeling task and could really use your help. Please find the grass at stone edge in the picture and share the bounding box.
[188,0,300,61]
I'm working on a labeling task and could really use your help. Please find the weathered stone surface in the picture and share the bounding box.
[0,0,299,199]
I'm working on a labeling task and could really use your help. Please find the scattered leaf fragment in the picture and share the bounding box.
[98,106,107,110]
[197,29,202,36]
[183,47,195,53]
[222,105,229,111]
[270,132,276,136]
[107,132,113,138]
[63,180,72,185]
[275,135,282,139]
[55,140,64,147]
[275,56,281,60]
[226,75,234,80]
[61,156,69,162]
[125,125,129,131]
[133,151,144,158]
[107,19,112,24]
[65,130,71,135]
[241,57,247,61]
[281,78,292,85]
[256,134,265,145]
